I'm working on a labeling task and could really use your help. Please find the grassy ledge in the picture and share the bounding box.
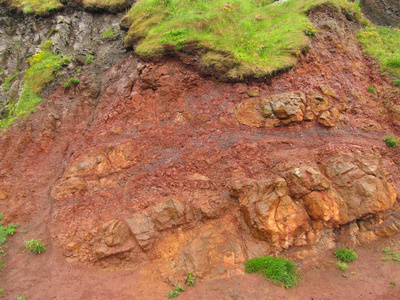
[122,0,364,81]
[0,40,69,132]
[0,0,132,15]
[358,25,400,85]
[1,0,63,15]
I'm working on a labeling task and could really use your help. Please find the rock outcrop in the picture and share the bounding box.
[0,4,400,285]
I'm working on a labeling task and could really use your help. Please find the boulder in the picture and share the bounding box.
[318,110,337,127]
[125,211,155,251]
[125,199,186,251]
[75,219,138,261]
[269,91,306,123]
[231,177,311,248]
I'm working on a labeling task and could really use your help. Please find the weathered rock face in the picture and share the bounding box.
[1,5,400,284]
[231,177,311,248]
[0,7,126,116]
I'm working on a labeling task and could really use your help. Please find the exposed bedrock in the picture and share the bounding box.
[1,5,400,283]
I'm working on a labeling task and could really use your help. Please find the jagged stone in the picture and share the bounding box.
[76,219,138,261]
[151,199,186,231]
[125,211,155,252]
[232,177,311,248]
[310,94,331,114]
[318,111,337,127]
[269,91,306,123]
[51,177,87,201]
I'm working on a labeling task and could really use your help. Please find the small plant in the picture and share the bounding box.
[382,247,391,254]
[381,257,390,262]
[335,248,358,263]
[395,80,400,87]
[102,27,120,41]
[86,54,94,64]
[337,261,349,271]
[166,286,184,298]
[390,281,397,286]
[304,25,316,36]
[351,272,356,275]
[64,78,79,89]
[24,239,46,254]
[367,85,376,94]
[384,136,398,148]
[17,297,26,300]
[77,69,81,74]
[185,272,195,287]
[245,256,300,288]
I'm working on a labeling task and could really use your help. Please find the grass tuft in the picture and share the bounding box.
[24,239,46,254]
[337,261,349,271]
[245,256,300,288]
[335,248,357,263]
[167,285,184,298]
[384,136,398,148]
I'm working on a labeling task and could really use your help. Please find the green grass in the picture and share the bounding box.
[102,27,120,41]
[358,25,400,83]
[0,213,18,271]
[2,0,63,15]
[335,248,358,262]
[167,285,184,298]
[0,40,68,132]
[0,213,17,246]
[384,136,398,148]
[122,0,363,80]
[2,72,20,92]
[64,77,80,89]
[337,261,349,271]
[24,239,46,254]
[245,256,300,288]
[86,54,94,64]
[1,0,127,15]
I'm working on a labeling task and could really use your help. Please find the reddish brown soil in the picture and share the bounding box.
[2,233,400,299]
[1,6,400,300]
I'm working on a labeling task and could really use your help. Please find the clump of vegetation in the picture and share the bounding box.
[122,0,364,80]
[7,0,62,15]
[86,54,94,64]
[358,25,400,83]
[390,281,397,286]
[16,297,26,300]
[2,72,20,92]
[337,261,349,271]
[380,247,400,262]
[0,213,18,271]
[384,136,398,148]
[367,85,375,94]
[102,27,120,41]
[0,213,17,245]
[185,272,195,287]
[64,77,80,89]
[166,285,184,298]
[245,255,300,288]
[304,25,317,36]
[24,239,46,254]
[1,40,69,132]
[335,248,358,263]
